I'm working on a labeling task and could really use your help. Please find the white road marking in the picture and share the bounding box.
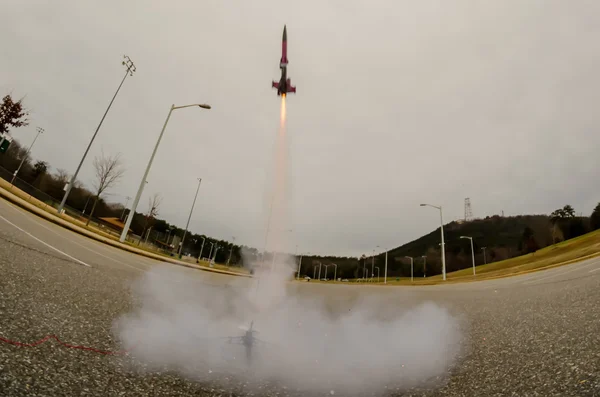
[2,203,146,272]
[589,267,600,273]
[0,213,91,268]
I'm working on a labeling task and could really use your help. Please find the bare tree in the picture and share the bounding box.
[86,151,125,226]
[140,193,162,244]
[54,168,69,184]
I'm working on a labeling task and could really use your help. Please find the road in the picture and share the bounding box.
[0,197,599,396]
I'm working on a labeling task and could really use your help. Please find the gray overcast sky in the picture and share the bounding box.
[2,1,600,256]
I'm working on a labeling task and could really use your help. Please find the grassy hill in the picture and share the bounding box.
[301,214,593,279]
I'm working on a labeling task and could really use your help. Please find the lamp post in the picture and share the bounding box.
[460,235,476,276]
[208,242,215,260]
[318,262,322,280]
[11,127,44,186]
[420,203,446,281]
[120,102,211,242]
[421,255,427,277]
[198,237,206,262]
[324,264,330,280]
[405,256,414,282]
[58,56,136,215]
[296,253,303,280]
[313,264,318,279]
[371,249,375,280]
[120,196,131,221]
[482,247,487,265]
[331,263,337,281]
[227,236,236,265]
[377,245,389,284]
[178,177,202,257]
[375,266,380,283]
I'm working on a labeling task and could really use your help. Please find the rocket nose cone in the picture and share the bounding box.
[283,25,287,41]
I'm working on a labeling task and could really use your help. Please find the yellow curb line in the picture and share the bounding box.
[0,187,250,278]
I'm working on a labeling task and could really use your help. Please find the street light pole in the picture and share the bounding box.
[371,249,375,280]
[422,256,427,277]
[405,256,414,282]
[377,245,389,284]
[58,56,136,215]
[324,264,330,280]
[119,102,211,243]
[460,236,476,276]
[420,203,446,281]
[227,236,235,265]
[296,254,303,280]
[375,266,380,283]
[11,126,44,186]
[482,247,487,265]
[120,196,131,221]
[318,262,322,280]
[332,263,337,281]
[198,237,206,261]
[208,242,214,260]
[178,178,202,257]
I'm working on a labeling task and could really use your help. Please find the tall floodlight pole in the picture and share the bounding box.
[482,247,487,265]
[313,265,318,279]
[11,127,44,186]
[178,178,202,257]
[318,262,322,280]
[227,236,235,265]
[460,235,476,276]
[58,56,136,215]
[422,256,427,277]
[120,103,211,242]
[332,263,337,281]
[375,266,380,283]
[405,256,414,282]
[420,203,446,281]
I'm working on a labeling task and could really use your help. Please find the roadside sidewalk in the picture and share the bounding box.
[0,184,250,278]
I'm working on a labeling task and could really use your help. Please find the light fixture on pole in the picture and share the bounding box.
[420,203,446,281]
[460,235,476,276]
[405,256,414,282]
[178,178,202,257]
[120,102,211,243]
[11,126,44,186]
[58,56,136,215]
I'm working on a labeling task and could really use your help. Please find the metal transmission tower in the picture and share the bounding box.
[464,198,473,221]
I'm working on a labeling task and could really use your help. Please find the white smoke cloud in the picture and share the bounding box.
[113,256,463,396]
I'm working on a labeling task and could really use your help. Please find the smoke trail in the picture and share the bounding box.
[113,94,463,395]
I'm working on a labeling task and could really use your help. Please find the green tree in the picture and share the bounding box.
[591,203,600,231]
[0,95,29,135]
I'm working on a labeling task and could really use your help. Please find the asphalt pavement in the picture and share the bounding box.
[0,197,599,396]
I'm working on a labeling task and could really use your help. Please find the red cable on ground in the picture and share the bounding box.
[0,335,132,356]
